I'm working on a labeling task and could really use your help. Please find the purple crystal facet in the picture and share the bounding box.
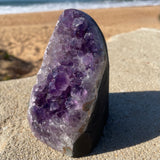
[28,9,108,157]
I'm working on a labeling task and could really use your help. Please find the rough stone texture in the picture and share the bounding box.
[0,28,160,160]
[28,9,109,157]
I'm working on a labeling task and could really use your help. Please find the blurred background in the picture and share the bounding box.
[0,0,160,80]
[0,0,159,14]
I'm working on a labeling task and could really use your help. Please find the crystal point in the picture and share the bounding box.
[28,9,109,157]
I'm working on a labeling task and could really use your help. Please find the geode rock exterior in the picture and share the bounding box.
[28,9,109,157]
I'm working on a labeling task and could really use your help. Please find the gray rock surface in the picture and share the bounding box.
[0,28,160,160]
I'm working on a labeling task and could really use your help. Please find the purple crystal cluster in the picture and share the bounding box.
[28,9,108,156]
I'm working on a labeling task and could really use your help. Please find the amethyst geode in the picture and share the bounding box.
[28,9,109,157]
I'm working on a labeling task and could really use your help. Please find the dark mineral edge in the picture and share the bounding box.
[28,9,109,157]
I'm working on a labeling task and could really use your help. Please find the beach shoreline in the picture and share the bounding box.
[0,0,160,15]
[0,5,160,80]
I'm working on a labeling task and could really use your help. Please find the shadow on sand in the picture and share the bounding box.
[0,49,33,80]
[92,91,160,155]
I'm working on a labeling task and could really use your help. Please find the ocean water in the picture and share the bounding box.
[0,0,160,14]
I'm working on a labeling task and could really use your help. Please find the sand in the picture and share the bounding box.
[0,28,160,159]
[0,6,160,80]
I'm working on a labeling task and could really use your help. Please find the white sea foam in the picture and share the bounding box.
[0,0,160,15]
